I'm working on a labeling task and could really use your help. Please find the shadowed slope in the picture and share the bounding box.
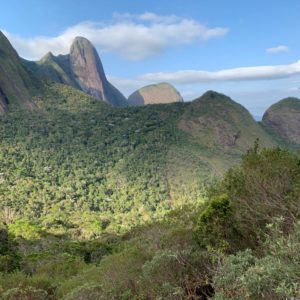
[0,31,36,112]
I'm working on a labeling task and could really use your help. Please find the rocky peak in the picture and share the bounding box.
[0,31,19,58]
[70,37,108,100]
[128,82,183,106]
[40,51,55,62]
[69,36,127,106]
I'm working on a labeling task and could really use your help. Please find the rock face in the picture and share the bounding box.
[25,37,127,107]
[262,97,300,144]
[0,31,35,112]
[128,82,183,106]
[70,37,127,106]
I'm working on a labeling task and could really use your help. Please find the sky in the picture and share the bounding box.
[1,0,300,116]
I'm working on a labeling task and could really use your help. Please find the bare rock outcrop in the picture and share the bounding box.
[128,82,183,106]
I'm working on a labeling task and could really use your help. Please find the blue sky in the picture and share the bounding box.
[1,0,300,116]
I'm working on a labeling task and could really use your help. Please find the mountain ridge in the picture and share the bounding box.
[0,30,37,112]
[24,36,128,107]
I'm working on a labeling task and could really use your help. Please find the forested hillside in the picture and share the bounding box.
[1,82,286,237]
[0,82,186,236]
[0,143,299,299]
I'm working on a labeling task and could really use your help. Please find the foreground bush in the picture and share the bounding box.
[196,147,300,252]
[213,220,300,300]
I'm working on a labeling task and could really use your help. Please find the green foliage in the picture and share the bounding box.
[0,226,19,272]
[213,220,300,300]
[196,194,241,252]
[0,143,299,299]
[63,284,103,300]
[8,220,43,240]
[224,147,300,242]
[1,286,49,300]
[0,83,209,236]
[196,146,300,252]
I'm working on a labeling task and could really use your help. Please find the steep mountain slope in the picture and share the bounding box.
[24,52,77,88]
[128,82,183,106]
[262,97,300,145]
[69,37,128,106]
[25,37,127,107]
[0,31,36,112]
[180,91,275,150]
[165,91,278,188]
[0,87,8,113]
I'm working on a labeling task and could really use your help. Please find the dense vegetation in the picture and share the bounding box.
[0,141,299,299]
[0,83,299,299]
[0,83,212,238]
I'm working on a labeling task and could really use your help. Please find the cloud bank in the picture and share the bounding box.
[2,13,228,60]
[137,60,300,84]
[108,61,300,98]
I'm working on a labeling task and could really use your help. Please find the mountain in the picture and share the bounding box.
[262,97,300,145]
[70,37,127,106]
[0,31,36,112]
[25,37,127,107]
[24,52,77,88]
[180,91,275,150]
[128,82,183,106]
[160,91,277,185]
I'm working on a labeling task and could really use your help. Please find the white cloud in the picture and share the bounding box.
[180,90,201,99]
[137,60,300,84]
[108,61,300,99]
[266,45,289,54]
[138,12,181,24]
[2,13,228,60]
[288,87,300,91]
[113,12,181,24]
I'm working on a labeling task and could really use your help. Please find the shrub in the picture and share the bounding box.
[213,220,300,300]
[1,286,49,300]
[196,194,241,252]
[8,220,43,240]
[63,284,103,300]
[224,148,300,237]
